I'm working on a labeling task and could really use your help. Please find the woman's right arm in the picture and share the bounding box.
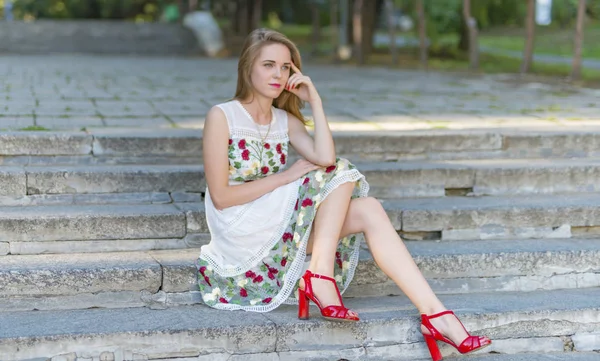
[204,106,319,210]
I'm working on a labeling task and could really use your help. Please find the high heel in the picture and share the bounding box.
[297,270,359,322]
[421,310,491,361]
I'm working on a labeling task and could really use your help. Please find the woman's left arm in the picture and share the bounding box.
[287,63,336,167]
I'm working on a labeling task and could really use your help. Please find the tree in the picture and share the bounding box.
[386,0,398,65]
[571,0,586,80]
[521,0,536,73]
[462,0,479,70]
[310,1,321,56]
[352,0,364,65]
[416,0,427,68]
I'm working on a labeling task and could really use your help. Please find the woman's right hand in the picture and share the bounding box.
[282,159,321,184]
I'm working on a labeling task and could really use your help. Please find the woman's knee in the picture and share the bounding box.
[350,197,384,224]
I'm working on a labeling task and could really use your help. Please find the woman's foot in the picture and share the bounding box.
[299,277,359,319]
[297,270,359,321]
[421,310,490,349]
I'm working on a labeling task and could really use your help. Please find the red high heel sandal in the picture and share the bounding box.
[421,310,491,361]
[297,270,359,322]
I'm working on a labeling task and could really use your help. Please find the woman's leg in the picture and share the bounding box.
[338,197,473,345]
[303,182,355,310]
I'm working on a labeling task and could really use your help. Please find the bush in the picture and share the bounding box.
[11,0,165,21]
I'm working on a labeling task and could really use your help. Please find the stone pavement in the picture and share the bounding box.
[1,54,600,131]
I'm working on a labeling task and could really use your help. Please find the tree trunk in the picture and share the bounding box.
[521,0,536,73]
[386,0,398,65]
[416,0,427,68]
[463,0,479,70]
[311,3,321,56]
[571,0,586,80]
[353,0,364,65]
[361,0,378,60]
[252,0,262,30]
[330,0,339,61]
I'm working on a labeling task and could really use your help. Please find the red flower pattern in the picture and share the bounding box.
[240,288,248,297]
[303,177,310,185]
[264,143,271,149]
[276,143,282,154]
[241,149,250,161]
[219,297,229,303]
[228,139,233,145]
[281,257,287,267]
[294,199,299,210]
[301,198,314,207]
[253,275,264,283]
[262,298,272,303]
[261,166,269,174]
[282,232,293,242]
[326,165,336,173]
[280,154,286,164]
[238,139,246,149]
[246,270,256,278]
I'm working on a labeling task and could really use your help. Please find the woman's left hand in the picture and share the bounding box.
[286,63,321,104]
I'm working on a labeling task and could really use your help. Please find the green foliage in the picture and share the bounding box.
[10,0,165,21]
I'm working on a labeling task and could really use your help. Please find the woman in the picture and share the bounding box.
[197,28,491,361]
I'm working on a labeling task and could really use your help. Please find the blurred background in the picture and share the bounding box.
[0,0,599,82]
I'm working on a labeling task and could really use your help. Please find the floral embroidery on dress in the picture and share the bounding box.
[198,157,366,308]
[228,138,288,182]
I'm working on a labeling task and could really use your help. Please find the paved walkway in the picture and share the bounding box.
[1,54,599,132]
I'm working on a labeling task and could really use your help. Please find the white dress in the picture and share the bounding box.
[197,100,369,312]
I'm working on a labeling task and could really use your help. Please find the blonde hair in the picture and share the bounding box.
[234,28,306,124]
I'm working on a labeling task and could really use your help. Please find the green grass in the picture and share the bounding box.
[19,126,50,131]
[477,22,600,59]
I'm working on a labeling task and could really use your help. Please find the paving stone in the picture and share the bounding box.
[35,116,105,129]
[103,117,171,127]
[0,118,35,129]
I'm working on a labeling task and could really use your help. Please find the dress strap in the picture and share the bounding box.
[215,102,235,132]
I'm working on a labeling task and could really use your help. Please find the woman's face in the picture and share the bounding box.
[250,43,292,99]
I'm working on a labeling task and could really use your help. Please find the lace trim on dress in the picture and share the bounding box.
[229,128,289,141]
[234,99,279,127]
[206,169,370,313]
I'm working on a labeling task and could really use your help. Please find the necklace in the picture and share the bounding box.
[255,111,273,143]
[237,100,273,144]
[252,103,273,144]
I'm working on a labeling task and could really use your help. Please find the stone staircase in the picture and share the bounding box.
[1,128,600,361]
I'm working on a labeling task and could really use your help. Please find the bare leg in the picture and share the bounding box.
[339,197,473,345]
[302,182,356,315]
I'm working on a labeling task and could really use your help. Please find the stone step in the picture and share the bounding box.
[2,129,600,165]
[0,204,201,255]
[1,157,599,202]
[3,238,599,311]
[13,165,202,198]
[1,288,599,361]
[174,193,600,243]
[0,130,202,166]
[3,192,599,256]
[359,158,600,198]
[385,193,600,241]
